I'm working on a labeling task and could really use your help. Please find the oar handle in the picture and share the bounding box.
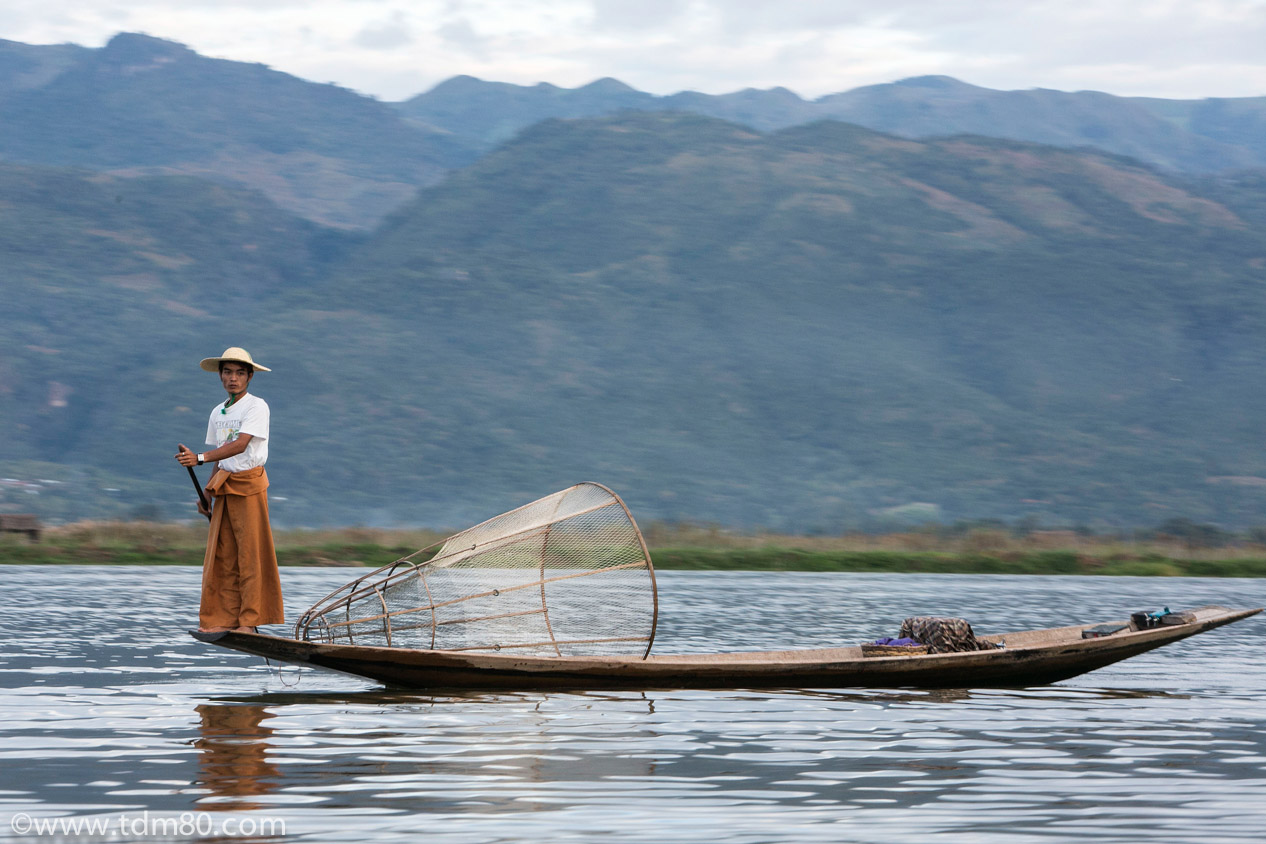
[186,465,212,520]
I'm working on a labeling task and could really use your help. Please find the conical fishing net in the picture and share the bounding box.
[295,483,658,658]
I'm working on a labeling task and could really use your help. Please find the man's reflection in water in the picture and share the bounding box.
[193,704,279,811]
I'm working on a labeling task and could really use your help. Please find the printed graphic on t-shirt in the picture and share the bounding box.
[213,422,241,448]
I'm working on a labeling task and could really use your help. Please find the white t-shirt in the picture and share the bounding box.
[204,393,269,473]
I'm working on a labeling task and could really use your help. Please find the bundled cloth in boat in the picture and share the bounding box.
[898,616,998,654]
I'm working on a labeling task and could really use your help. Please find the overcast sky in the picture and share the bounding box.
[5,0,1266,102]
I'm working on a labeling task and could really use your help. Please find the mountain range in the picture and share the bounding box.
[0,33,474,229]
[4,33,1266,230]
[398,73,1266,176]
[3,34,1266,531]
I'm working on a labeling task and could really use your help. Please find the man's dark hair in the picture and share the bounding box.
[219,361,254,374]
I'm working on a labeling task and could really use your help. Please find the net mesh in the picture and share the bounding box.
[295,483,658,658]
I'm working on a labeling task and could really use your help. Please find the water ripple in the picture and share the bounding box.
[0,566,1263,841]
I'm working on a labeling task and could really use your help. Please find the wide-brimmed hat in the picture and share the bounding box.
[199,347,271,373]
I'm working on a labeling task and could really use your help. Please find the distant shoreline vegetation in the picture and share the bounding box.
[2,520,1266,577]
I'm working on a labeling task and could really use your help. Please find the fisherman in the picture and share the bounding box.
[174,347,283,633]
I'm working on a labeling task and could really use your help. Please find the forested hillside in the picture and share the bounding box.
[0,34,472,228]
[5,112,1266,530]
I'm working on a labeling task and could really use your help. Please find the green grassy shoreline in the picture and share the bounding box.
[650,548,1266,577]
[4,523,1266,577]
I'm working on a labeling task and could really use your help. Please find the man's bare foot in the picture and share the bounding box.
[233,626,258,634]
[199,626,233,633]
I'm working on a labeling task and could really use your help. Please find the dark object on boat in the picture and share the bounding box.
[1132,607,1183,629]
[192,605,1261,691]
[1160,610,1197,625]
[898,616,996,653]
[1082,623,1130,639]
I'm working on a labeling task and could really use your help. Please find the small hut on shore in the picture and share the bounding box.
[0,514,41,542]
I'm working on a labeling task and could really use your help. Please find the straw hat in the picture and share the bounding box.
[199,346,271,373]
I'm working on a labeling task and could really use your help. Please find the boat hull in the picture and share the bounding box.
[192,605,1260,691]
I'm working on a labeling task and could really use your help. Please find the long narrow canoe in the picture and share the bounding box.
[191,604,1260,691]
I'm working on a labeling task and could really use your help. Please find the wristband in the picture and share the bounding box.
[197,453,205,465]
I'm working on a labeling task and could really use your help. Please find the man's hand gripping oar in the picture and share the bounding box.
[174,444,212,520]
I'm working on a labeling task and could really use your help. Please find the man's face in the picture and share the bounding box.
[220,363,252,397]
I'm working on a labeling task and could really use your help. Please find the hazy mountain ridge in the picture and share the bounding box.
[0,34,474,229]
[9,112,1264,529]
[4,33,1266,235]
[399,73,1266,175]
[0,38,88,97]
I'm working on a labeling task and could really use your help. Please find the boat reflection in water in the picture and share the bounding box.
[189,691,661,816]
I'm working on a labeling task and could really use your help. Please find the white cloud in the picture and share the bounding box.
[1,0,1264,100]
[589,0,690,32]
[435,18,487,57]
[353,10,415,50]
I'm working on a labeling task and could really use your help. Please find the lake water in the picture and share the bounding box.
[1,565,1264,842]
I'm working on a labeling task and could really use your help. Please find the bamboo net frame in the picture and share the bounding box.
[294,483,659,658]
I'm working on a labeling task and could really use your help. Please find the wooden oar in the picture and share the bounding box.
[186,466,211,520]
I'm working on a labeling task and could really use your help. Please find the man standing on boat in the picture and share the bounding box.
[174,347,284,634]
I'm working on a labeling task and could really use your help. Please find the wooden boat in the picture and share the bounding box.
[192,604,1260,691]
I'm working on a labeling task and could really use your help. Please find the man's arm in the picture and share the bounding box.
[174,434,254,468]
[175,435,256,517]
